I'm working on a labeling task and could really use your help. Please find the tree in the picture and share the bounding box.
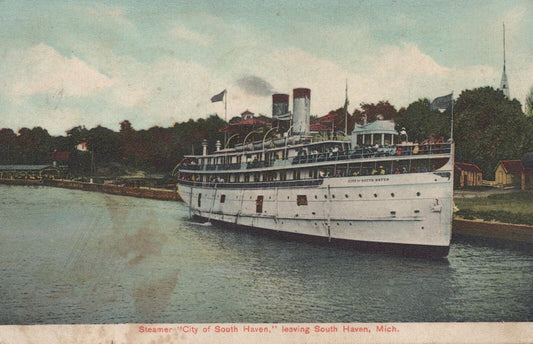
[526,85,533,117]
[453,86,532,179]
[395,99,451,143]
[0,128,17,164]
[15,127,53,164]
[353,101,399,124]
[88,126,120,165]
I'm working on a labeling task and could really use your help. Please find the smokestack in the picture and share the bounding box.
[292,88,310,135]
[272,93,289,118]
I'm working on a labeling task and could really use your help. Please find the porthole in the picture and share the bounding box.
[391,193,395,197]
[314,195,318,199]
[324,195,328,199]
[349,223,353,226]
[359,194,363,198]
[374,193,378,198]
[345,194,349,198]
[416,192,421,197]
[332,194,335,199]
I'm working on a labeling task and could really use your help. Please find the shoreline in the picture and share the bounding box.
[0,178,183,202]
[452,218,533,244]
[2,179,532,244]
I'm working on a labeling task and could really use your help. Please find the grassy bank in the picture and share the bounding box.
[455,191,533,226]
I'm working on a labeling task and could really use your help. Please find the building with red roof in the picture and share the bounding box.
[454,162,483,188]
[240,109,254,119]
[495,160,524,188]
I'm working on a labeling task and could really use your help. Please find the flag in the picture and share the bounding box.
[211,89,226,103]
[430,93,453,111]
[76,142,88,151]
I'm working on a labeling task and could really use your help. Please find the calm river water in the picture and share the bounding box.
[0,185,531,324]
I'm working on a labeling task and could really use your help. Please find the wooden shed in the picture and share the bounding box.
[454,162,482,188]
[495,160,523,188]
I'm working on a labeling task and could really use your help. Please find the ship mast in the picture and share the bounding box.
[344,79,349,135]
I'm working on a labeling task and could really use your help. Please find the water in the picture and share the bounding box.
[0,185,531,324]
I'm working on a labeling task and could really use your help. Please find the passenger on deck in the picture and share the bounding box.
[399,127,408,143]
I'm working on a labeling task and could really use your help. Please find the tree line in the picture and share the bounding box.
[0,86,532,180]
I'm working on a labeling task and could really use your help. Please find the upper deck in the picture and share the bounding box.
[177,139,452,174]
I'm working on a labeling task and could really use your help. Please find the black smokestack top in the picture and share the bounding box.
[293,88,311,99]
[272,93,289,118]
[272,93,289,103]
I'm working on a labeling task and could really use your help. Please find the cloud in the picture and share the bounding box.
[235,75,276,96]
[2,43,115,99]
[170,24,212,46]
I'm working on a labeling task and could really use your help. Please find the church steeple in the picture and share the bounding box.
[499,22,510,98]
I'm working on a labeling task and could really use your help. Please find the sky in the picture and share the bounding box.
[1,0,532,136]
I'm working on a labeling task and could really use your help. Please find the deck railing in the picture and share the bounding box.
[179,143,451,172]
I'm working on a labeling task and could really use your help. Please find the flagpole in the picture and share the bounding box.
[224,90,227,148]
[344,79,348,136]
[450,91,454,142]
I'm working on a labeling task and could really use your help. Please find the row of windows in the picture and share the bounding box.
[209,191,423,210]
[181,158,449,183]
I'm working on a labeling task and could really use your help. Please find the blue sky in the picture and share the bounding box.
[1,0,532,135]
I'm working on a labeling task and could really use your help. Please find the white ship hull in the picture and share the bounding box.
[178,170,453,257]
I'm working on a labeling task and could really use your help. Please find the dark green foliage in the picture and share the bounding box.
[453,87,533,179]
[395,99,451,143]
[0,115,226,176]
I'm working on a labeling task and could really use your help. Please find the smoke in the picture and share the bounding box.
[235,75,275,96]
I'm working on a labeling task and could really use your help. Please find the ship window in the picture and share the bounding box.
[345,194,349,198]
[197,193,202,207]
[220,194,226,203]
[332,194,335,199]
[374,193,378,198]
[359,194,363,198]
[297,195,308,206]
[391,193,395,197]
[416,192,421,197]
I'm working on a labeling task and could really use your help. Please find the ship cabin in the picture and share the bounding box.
[177,120,451,188]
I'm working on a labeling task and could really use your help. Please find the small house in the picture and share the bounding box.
[495,160,523,188]
[454,162,482,188]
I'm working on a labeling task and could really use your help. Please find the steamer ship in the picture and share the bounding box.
[175,88,454,257]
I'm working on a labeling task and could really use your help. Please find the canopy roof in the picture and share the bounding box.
[0,165,58,171]
[352,119,397,135]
